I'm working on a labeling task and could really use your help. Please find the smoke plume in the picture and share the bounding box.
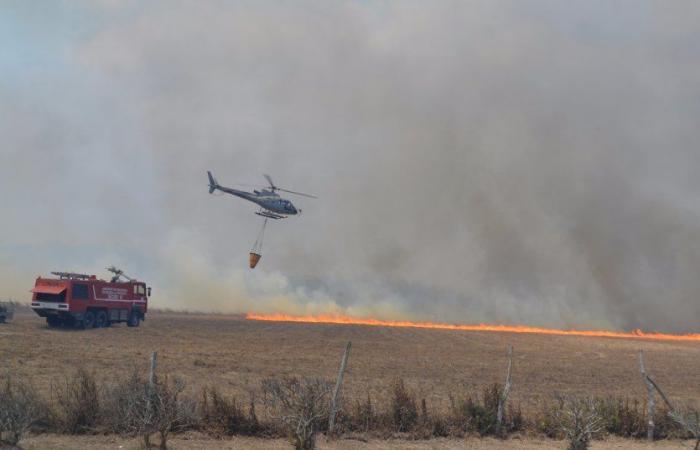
[2,1,700,332]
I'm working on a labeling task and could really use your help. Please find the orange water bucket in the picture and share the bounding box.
[249,252,262,269]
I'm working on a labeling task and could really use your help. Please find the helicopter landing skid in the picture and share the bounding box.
[255,211,286,220]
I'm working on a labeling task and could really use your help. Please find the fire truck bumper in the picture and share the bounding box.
[31,302,73,318]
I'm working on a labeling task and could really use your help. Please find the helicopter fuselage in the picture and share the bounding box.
[216,186,298,217]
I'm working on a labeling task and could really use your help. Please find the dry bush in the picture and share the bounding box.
[102,370,143,434]
[556,396,603,450]
[262,376,332,450]
[0,375,41,446]
[390,378,418,433]
[102,369,195,450]
[667,405,700,448]
[149,377,196,450]
[536,395,684,440]
[335,390,447,439]
[199,386,261,436]
[506,403,524,433]
[532,397,563,438]
[653,404,691,440]
[456,397,495,436]
[354,393,375,433]
[332,392,376,435]
[594,397,645,438]
[52,367,100,434]
[449,383,510,437]
[414,398,448,439]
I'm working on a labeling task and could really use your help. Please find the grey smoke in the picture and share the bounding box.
[2,1,700,332]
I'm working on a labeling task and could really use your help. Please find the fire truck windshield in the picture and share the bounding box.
[36,292,66,302]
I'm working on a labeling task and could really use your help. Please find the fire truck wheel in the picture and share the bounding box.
[46,316,61,328]
[127,311,141,327]
[83,311,96,329]
[95,310,107,328]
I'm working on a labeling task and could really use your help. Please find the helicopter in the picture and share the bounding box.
[207,171,316,219]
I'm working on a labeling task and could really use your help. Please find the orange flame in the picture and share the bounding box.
[246,313,700,342]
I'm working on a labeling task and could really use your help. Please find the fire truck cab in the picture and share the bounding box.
[30,271,149,329]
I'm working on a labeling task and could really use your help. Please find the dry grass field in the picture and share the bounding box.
[2,309,700,411]
[2,309,700,449]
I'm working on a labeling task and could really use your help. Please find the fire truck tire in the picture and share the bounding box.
[46,316,61,328]
[127,311,141,327]
[95,310,107,328]
[83,311,96,329]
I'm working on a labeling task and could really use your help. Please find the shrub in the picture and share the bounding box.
[333,392,375,435]
[655,404,687,439]
[506,403,524,433]
[667,406,700,444]
[463,396,496,435]
[199,386,260,436]
[533,398,563,438]
[450,384,502,436]
[262,377,332,450]
[102,369,195,450]
[149,377,195,450]
[102,370,144,434]
[557,396,603,450]
[595,397,645,438]
[53,367,100,434]
[0,375,41,446]
[416,398,448,438]
[390,378,418,433]
[353,393,375,433]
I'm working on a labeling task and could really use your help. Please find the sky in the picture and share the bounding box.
[2,1,700,332]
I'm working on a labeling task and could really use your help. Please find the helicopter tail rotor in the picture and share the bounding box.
[207,171,219,194]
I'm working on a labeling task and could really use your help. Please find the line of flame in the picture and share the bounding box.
[245,313,700,342]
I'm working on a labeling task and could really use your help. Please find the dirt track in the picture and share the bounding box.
[18,433,700,449]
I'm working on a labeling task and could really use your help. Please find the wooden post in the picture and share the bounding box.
[143,351,158,449]
[149,351,158,387]
[497,345,513,428]
[637,351,699,448]
[328,341,351,434]
[639,350,655,441]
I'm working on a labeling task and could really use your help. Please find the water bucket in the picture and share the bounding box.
[249,252,262,269]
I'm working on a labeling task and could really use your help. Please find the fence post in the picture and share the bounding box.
[143,351,158,448]
[639,350,655,441]
[497,345,513,429]
[329,341,351,434]
[149,351,158,388]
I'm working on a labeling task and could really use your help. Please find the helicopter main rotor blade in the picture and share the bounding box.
[276,188,317,199]
[263,174,275,189]
[262,174,316,197]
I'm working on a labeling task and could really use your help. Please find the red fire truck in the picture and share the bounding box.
[30,268,150,329]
